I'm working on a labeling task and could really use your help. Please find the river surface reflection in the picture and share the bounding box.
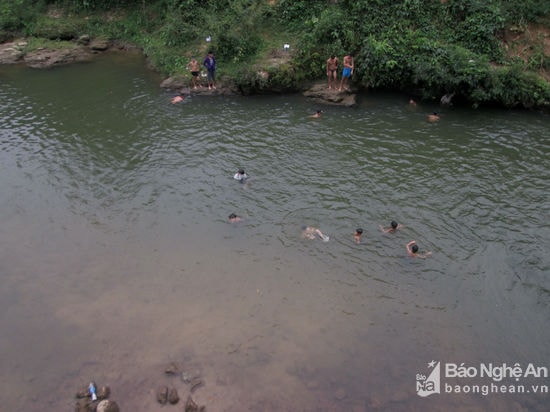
[0,52,549,411]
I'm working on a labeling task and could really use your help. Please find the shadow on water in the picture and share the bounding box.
[0,56,549,411]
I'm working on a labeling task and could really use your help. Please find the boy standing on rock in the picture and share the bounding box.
[188,56,202,89]
[339,53,354,91]
[203,51,216,90]
[326,55,339,89]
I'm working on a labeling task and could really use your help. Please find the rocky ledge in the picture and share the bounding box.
[160,75,358,106]
[301,82,357,107]
[0,36,137,68]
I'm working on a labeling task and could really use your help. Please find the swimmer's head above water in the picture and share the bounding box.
[228,213,242,222]
[234,169,248,182]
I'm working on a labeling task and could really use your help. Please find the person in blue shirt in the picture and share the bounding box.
[203,51,216,90]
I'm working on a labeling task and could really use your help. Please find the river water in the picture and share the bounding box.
[0,52,548,411]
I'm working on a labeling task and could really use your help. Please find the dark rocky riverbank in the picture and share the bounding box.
[0,38,358,106]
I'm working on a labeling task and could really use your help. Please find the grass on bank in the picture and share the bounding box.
[22,36,78,52]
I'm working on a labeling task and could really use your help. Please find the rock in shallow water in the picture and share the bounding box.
[156,385,169,404]
[96,399,120,412]
[168,387,180,404]
[97,385,111,400]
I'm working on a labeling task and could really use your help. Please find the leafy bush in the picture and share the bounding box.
[235,63,299,94]
[449,2,505,60]
[27,15,84,39]
[158,13,200,47]
[0,0,46,31]
[490,64,550,107]
[502,0,550,25]
[215,27,262,63]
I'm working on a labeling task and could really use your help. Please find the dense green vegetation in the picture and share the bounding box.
[1,0,550,108]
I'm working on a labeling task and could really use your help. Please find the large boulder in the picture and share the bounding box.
[302,82,357,107]
[96,399,120,412]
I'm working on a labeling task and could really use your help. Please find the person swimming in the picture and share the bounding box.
[171,93,185,104]
[406,240,432,258]
[427,112,440,122]
[379,220,403,233]
[301,225,329,241]
[233,169,248,183]
[309,110,323,118]
[354,228,363,243]
[228,213,242,223]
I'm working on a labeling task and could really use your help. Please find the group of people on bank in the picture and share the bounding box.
[172,50,445,126]
[171,51,217,103]
[189,51,216,90]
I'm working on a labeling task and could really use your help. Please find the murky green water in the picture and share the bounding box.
[1,52,549,411]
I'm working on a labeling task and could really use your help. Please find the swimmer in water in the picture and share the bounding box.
[354,228,364,243]
[171,93,185,104]
[233,169,248,183]
[427,112,440,122]
[406,240,432,258]
[309,110,323,118]
[228,213,242,223]
[301,226,329,241]
[379,220,403,233]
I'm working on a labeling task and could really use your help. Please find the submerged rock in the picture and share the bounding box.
[97,385,111,400]
[96,399,120,412]
[185,395,199,412]
[190,377,204,393]
[75,385,90,399]
[156,385,169,404]
[168,387,180,404]
[75,397,96,412]
[184,395,205,412]
[165,362,179,375]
